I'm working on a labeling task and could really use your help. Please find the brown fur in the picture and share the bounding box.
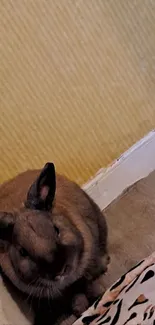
[0,163,109,325]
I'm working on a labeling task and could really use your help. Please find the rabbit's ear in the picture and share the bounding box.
[25,162,56,211]
[0,212,15,242]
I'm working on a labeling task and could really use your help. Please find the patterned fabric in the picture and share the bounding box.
[74,252,155,325]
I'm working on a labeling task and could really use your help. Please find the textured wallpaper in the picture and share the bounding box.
[0,0,155,184]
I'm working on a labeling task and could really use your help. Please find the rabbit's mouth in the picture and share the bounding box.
[54,261,74,281]
[54,247,81,283]
[40,263,71,286]
[40,247,79,285]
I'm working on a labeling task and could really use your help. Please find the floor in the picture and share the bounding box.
[103,170,155,289]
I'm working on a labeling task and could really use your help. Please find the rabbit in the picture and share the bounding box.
[0,162,109,325]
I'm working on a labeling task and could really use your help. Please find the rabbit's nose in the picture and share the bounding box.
[39,249,57,268]
[39,259,54,278]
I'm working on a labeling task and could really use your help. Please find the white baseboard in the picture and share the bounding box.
[83,130,155,210]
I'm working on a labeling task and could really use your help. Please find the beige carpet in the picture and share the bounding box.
[103,170,155,288]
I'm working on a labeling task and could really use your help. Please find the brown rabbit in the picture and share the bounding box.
[0,163,109,325]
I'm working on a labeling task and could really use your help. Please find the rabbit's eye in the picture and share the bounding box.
[19,247,28,258]
[54,225,60,236]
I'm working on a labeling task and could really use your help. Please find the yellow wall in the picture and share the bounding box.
[1,0,155,184]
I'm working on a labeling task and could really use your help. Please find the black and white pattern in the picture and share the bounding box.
[73,252,155,325]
